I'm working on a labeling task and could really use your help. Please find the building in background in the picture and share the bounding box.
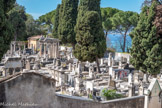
[28,35,42,53]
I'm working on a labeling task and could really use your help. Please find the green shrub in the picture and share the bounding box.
[102,89,123,100]
[89,94,93,99]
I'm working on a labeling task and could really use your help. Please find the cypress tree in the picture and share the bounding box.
[0,0,15,60]
[58,0,79,47]
[130,1,162,75]
[8,4,27,41]
[53,4,61,38]
[145,2,162,75]
[74,0,106,73]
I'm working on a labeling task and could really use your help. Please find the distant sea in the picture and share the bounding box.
[107,34,132,52]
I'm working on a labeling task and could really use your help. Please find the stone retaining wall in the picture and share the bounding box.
[0,72,144,108]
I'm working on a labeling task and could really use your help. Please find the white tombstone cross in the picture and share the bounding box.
[101,58,104,65]
[143,74,149,83]
[76,62,82,75]
[119,60,122,69]
[86,81,94,91]
[108,53,113,67]
[89,66,94,78]
[75,77,81,92]
[160,74,162,81]
[128,83,133,97]
[128,82,135,97]
[109,67,115,79]
[127,55,131,64]
[69,63,72,71]
[138,83,144,95]
[134,73,139,84]
[128,73,133,85]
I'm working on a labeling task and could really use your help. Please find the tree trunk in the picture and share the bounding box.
[14,32,17,41]
[123,32,127,52]
[105,31,108,39]
[152,74,157,78]
[72,43,75,50]
[96,56,101,73]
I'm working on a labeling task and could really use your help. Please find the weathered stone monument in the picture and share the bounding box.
[4,57,22,76]
[145,78,162,108]
[89,65,94,79]
[39,37,60,59]
[108,53,113,67]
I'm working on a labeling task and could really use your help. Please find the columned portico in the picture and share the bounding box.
[39,37,60,59]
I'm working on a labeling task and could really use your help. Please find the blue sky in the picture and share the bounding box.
[16,0,145,19]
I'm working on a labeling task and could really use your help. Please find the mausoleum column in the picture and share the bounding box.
[57,42,60,58]
[13,68,16,75]
[44,43,47,57]
[10,44,13,55]
[13,43,16,52]
[23,44,26,54]
[19,45,21,55]
[4,68,7,77]
[47,44,51,58]
[52,43,55,58]
[54,43,56,58]
[39,43,42,57]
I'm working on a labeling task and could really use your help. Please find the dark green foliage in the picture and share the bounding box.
[58,0,79,45]
[102,89,123,100]
[58,3,63,39]
[8,3,27,41]
[12,3,27,21]
[76,0,101,27]
[74,11,106,62]
[3,0,16,13]
[78,0,101,17]
[53,4,61,38]
[0,0,15,60]
[74,0,106,64]
[130,1,162,75]
[130,6,151,73]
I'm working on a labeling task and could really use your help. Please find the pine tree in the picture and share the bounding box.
[74,0,106,73]
[53,4,60,38]
[130,1,162,75]
[0,0,15,60]
[58,0,79,47]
